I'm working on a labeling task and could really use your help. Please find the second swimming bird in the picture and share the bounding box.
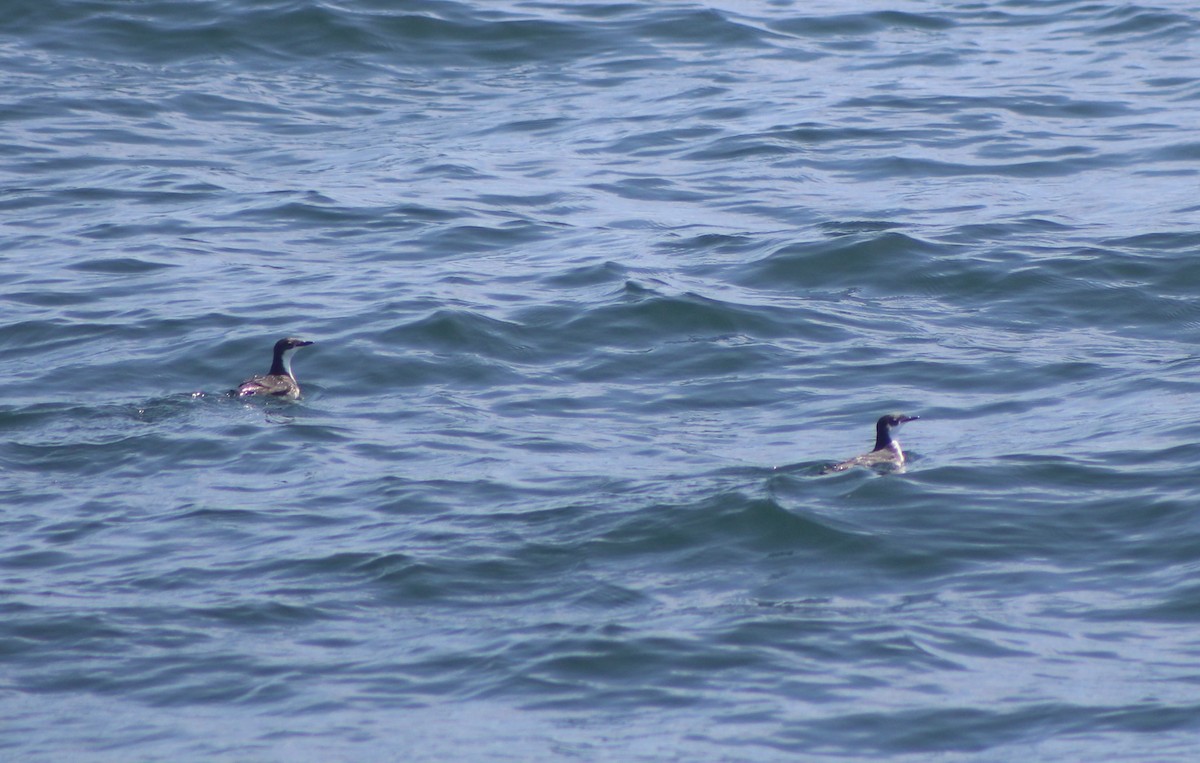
[233,337,314,399]
[824,413,919,473]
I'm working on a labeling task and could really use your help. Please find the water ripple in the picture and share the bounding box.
[4,0,1200,760]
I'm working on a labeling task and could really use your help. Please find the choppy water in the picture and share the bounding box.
[3,1,1200,760]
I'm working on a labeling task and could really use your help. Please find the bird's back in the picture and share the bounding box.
[824,443,905,473]
[236,373,300,399]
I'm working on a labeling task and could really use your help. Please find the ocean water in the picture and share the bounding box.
[3,0,1200,760]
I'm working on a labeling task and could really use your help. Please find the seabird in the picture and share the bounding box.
[823,413,919,473]
[233,337,314,399]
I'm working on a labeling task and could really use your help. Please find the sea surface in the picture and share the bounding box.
[3,1,1200,760]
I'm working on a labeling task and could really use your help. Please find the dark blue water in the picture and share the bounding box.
[3,1,1200,760]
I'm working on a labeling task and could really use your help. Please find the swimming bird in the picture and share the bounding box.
[824,413,919,473]
[233,337,314,399]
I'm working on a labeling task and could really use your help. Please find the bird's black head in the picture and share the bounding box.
[275,337,314,353]
[874,413,918,449]
[269,337,314,376]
